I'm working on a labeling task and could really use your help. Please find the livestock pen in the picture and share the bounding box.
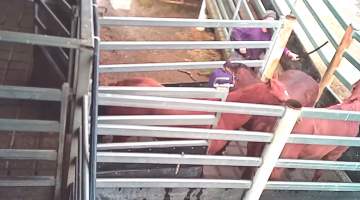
[0,0,359,200]
[90,0,360,200]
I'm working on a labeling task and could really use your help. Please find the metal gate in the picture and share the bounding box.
[88,0,360,200]
[0,0,94,199]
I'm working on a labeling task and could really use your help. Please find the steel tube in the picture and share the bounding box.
[97,140,208,150]
[0,119,60,132]
[0,31,84,49]
[100,41,272,50]
[98,86,227,98]
[0,149,58,160]
[96,152,360,171]
[0,86,62,101]
[96,178,360,191]
[0,176,56,187]
[243,100,302,200]
[98,115,216,126]
[98,94,360,121]
[98,94,285,117]
[99,60,264,73]
[99,17,281,28]
[97,124,360,147]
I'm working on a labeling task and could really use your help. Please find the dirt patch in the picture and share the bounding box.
[98,0,222,85]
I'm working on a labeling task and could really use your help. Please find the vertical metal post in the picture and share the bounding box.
[89,1,100,198]
[261,15,296,81]
[227,0,243,40]
[212,85,230,128]
[232,0,243,20]
[54,83,70,200]
[242,100,302,200]
[82,95,90,200]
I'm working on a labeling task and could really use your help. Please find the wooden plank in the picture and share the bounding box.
[316,25,354,102]
[261,15,297,81]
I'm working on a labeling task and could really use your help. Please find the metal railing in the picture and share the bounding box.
[0,84,69,200]
[271,0,360,90]
[88,1,360,200]
[98,16,284,71]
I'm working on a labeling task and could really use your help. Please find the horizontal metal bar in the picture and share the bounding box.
[0,149,57,160]
[100,41,272,50]
[0,85,62,101]
[301,107,360,122]
[99,94,360,121]
[97,124,272,141]
[99,60,264,73]
[0,31,85,49]
[288,133,360,147]
[0,176,56,187]
[98,94,285,117]
[276,158,360,171]
[96,178,360,191]
[0,119,60,132]
[97,124,360,147]
[97,152,360,171]
[97,140,208,150]
[97,178,250,188]
[99,86,227,98]
[98,115,216,126]
[99,17,282,28]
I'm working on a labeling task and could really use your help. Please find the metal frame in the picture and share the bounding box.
[0,84,69,200]
[96,178,360,191]
[35,0,71,36]
[0,176,56,187]
[0,30,85,49]
[272,0,360,89]
[97,140,208,151]
[98,115,216,126]
[97,152,360,171]
[97,124,360,147]
[99,86,228,98]
[89,1,360,200]
[98,94,360,121]
[100,41,272,50]
[99,17,281,28]
[99,60,264,73]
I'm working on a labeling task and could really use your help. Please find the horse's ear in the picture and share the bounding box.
[345,79,360,102]
[269,79,290,102]
[272,71,279,79]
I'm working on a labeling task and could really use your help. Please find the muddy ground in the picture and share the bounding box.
[98,0,222,85]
